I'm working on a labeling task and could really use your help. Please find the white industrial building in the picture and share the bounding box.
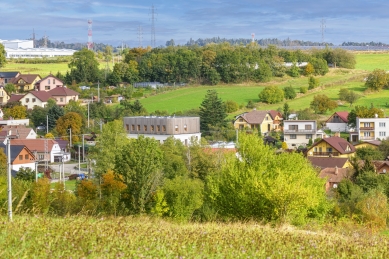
[0,39,77,58]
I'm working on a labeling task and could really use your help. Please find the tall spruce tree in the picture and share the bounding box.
[199,90,227,133]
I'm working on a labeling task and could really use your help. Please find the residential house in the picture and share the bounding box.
[11,74,41,92]
[0,125,37,140]
[307,136,355,158]
[0,71,20,86]
[14,90,52,109]
[373,161,389,174]
[48,86,79,106]
[0,143,35,171]
[354,140,381,150]
[234,109,273,134]
[123,116,201,146]
[307,157,351,169]
[352,117,389,142]
[34,74,64,91]
[105,95,123,103]
[84,133,97,146]
[319,167,350,192]
[0,85,10,105]
[10,139,67,163]
[325,111,350,132]
[268,110,283,131]
[283,120,324,149]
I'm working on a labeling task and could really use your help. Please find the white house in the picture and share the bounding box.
[354,117,389,142]
[10,139,68,163]
[9,91,52,109]
[325,111,351,132]
[123,116,201,146]
[283,120,324,149]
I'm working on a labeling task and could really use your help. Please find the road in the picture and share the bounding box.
[49,162,91,181]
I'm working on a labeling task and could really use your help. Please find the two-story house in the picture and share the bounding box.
[353,117,389,142]
[0,125,37,140]
[268,110,283,131]
[0,71,20,86]
[325,111,350,132]
[34,74,64,91]
[11,74,41,92]
[11,139,65,163]
[0,143,36,171]
[234,109,273,134]
[0,85,10,105]
[48,87,79,106]
[283,120,324,148]
[9,91,52,109]
[124,116,201,146]
[307,136,355,158]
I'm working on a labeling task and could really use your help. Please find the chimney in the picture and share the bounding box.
[335,166,338,175]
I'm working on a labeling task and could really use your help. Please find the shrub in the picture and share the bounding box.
[225,100,239,113]
[283,86,296,100]
[259,86,284,104]
[300,86,308,94]
[308,76,320,90]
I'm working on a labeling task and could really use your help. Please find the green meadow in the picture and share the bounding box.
[355,52,389,71]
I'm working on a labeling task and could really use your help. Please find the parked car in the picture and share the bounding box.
[36,125,46,131]
[68,173,86,180]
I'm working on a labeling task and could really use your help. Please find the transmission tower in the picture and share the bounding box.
[43,32,48,48]
[150,5,156,48]
[32,29,36,48]
[87,20,94,50]
[138,25,143,47]
[320,18,326,45]
[251,33,255,43]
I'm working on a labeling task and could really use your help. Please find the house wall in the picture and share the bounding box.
[0,119,30,126]
[37,76,63,91]
[326,122,350,132]
[16,77,41,92]
[0,87,10,105]
[12,162,35,171]
[307,142,353,158]
[284,120,318,148]
[354,142,379,150]
[357,118,389,141]
[124,116,200,135]
[233,114,273,134]
[127,133,202,146]
[20,92,47,109]
[260,114,273,134]
[52,95,78,106]
[233,117,251,129]
[12,148,35,170]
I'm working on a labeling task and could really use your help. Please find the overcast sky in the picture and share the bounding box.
[1,0,389,47]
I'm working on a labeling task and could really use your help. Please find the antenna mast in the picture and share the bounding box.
[320,18,326,46]
[43,32,48,48]
[87,19,94,50]
[138,25,143,47]
[32,29,36,48]
[150,5,156,48]
[251,33,255,43]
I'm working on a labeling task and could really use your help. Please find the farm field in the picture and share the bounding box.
[355,52,389,71]
[1,216,388,258]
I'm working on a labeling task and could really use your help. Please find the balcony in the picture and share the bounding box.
[284,129,316,133]
[360,136,375,140]
[360,127,374,131]
[313,152,340,157]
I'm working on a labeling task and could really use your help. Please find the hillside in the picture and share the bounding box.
[1,216,388,258]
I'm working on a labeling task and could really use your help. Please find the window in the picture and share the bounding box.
[48,79,50,84]
[184,124,187,131]
[32,98,36,103]
[60,98,63,102]
[144,125,147,131]
[162,125,166,132]
[45,85,50,90]
[306,134,313,139]
[126,124,129,131]
[157,125,161,132]
[364,132,371,137]
[131,125,135,131]
[25,154,29,160]
[19,155,23,160]
[53,79,55,84]
[305,124,312,130]
[39,154,44,160]
[364,122,370,127]
[289,125,297,130]
[151,125,155,131]
[137,125,140,131]
[380,122,386,127]
[175,125,178,132]
[239,118,243,122]
[290,134,297,139]
[379,132,386,137]
[25,98,29,103]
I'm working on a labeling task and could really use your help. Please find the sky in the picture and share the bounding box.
[1,0,389,47]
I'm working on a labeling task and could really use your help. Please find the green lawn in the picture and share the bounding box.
[50,179,77,191]
[355,52,389,71]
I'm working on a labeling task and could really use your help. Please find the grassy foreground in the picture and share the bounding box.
[1,216,388,258]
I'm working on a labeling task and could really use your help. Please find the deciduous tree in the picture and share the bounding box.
[0,43,6,68]
[259,85,284,104]
[310,94,338,114]
[56,112,83,142]
[365,69,388,91]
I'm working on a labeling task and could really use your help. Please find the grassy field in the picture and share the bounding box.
[355,52,389,71]
[0,216,388,258]
[50,179,77,191]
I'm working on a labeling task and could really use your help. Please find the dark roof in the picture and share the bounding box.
[11,74,41,84]
[0,72,19,78]
[307,157,349,169]
[319,167,350,183]
[8,94,24,103]
[268,110,283,120]
[236,110,269,124]
[48,87,79,96]
[55,139,69,150]
[28,91,52,102]
[0,143,27,163]
[312,137,355,154]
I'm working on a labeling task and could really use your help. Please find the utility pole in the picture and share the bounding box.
[78,145,81,174]
[87,102,90,128]
[46,115,48,134]
[98,80,100,102]
[6,132,12,221]
[69,128,72,148]
[82,134,85,162]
